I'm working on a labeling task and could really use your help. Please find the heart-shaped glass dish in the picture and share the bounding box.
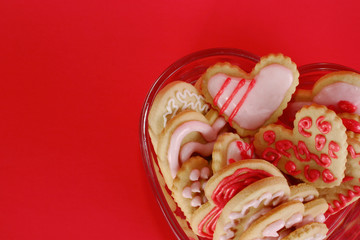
[139,48,360,240]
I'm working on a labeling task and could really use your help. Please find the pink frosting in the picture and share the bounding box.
[207,64,293,129]
[263,212,303,238]
[168,118,226,178]
[313,82,360,114]
[226,140,255,164]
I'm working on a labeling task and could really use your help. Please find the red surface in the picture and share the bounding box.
[0,0,360,239]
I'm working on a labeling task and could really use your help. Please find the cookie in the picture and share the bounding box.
[213,176,290,240]
[190,160,284,238]
[318,134,360,216]
[212,132,255,173]
[200,54,299,136]
[282,222,328,240]
[311,71,360,114]
[338,112,360,137]
[289,183,319,203]
[238,200,305,240]
[157,110,227,188]
[148,81,210,150]
[254,104,348,188]
[172,156,212,221]
[300,198,328,227]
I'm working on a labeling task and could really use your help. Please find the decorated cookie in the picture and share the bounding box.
[212,132,255,173]
[289,183,319,203]
[157,110,227,188]
[213,176,290,240]
[338,112,360,138]
[172,156,212,221]
[282,222,328,240]
[282,71,360,127]
[190,160,284,238]
[254,104,348,188]
[148,81,210,150]
[318,135,360,216]
[237,200,305,240]
[300,198,328,228]
[200,54,299,136]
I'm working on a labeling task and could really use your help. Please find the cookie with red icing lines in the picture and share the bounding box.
[318,134,360,216]
[212,132,255,173]
[200,53,299,137]
[254,104,348,188]
[157,110,227,188]
[148,81,210,151]
[172,156,212,221]
[289,183,319,203]
[213,176,290,240]
[190,159,284,239]
[338,112,360,138]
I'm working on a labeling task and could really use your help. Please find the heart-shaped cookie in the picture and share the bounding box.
[200,54,299,136]
[318,134,360,216]
[254,104,348,188]
[190,160,283,239]
[212,132,255,173]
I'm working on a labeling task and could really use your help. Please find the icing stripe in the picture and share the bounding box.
[219,79,246,115]
[228,79,256,126]
[214,77,231,106]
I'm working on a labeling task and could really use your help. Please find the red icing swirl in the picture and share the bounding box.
[316,116,331,134]
[315,134,326,151]
[322,169,336,183]
[342,118,360,133]
[348,145,360,159]
[285,161,301,175]
[211,168,273,208]
[328,141,340,158]
[338,100,357,113]
[262,148,281,166]
[326,184,360,217]
[263,130,276,145]
[298,117,312,137]
[304,165,320,182]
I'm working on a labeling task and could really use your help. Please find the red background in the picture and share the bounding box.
[0,0,359,239]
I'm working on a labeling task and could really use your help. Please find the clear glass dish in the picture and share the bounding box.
[139,48,360,240]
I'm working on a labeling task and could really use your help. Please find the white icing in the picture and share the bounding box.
[191,196,202,207]
[182,187,192,199]
[200,167,211,179]
[207,64,293,129]
[189,169,200,181]
[313,82,360,114]
[191,181,201,193]
[221,191,287,240]
[162,89,209,127]
[304,195,315,202]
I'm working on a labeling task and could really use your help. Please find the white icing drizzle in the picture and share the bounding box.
[220,191,287,240]
[304,234,326,240]
[182,167,211,208]
[162,89,209,127]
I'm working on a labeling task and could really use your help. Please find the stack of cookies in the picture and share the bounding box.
[147,54,360,240]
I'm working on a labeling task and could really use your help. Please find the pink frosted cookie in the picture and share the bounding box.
[212,132,255,173]
[148,81,210,150]
[254,104,348,188]
[157,110,227,188]
[213,176,290,240]
[200,54,299,136]
[172,156,212,221]
[190,160,284,239]
[283,71,360,126]
[318,134,360,216]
